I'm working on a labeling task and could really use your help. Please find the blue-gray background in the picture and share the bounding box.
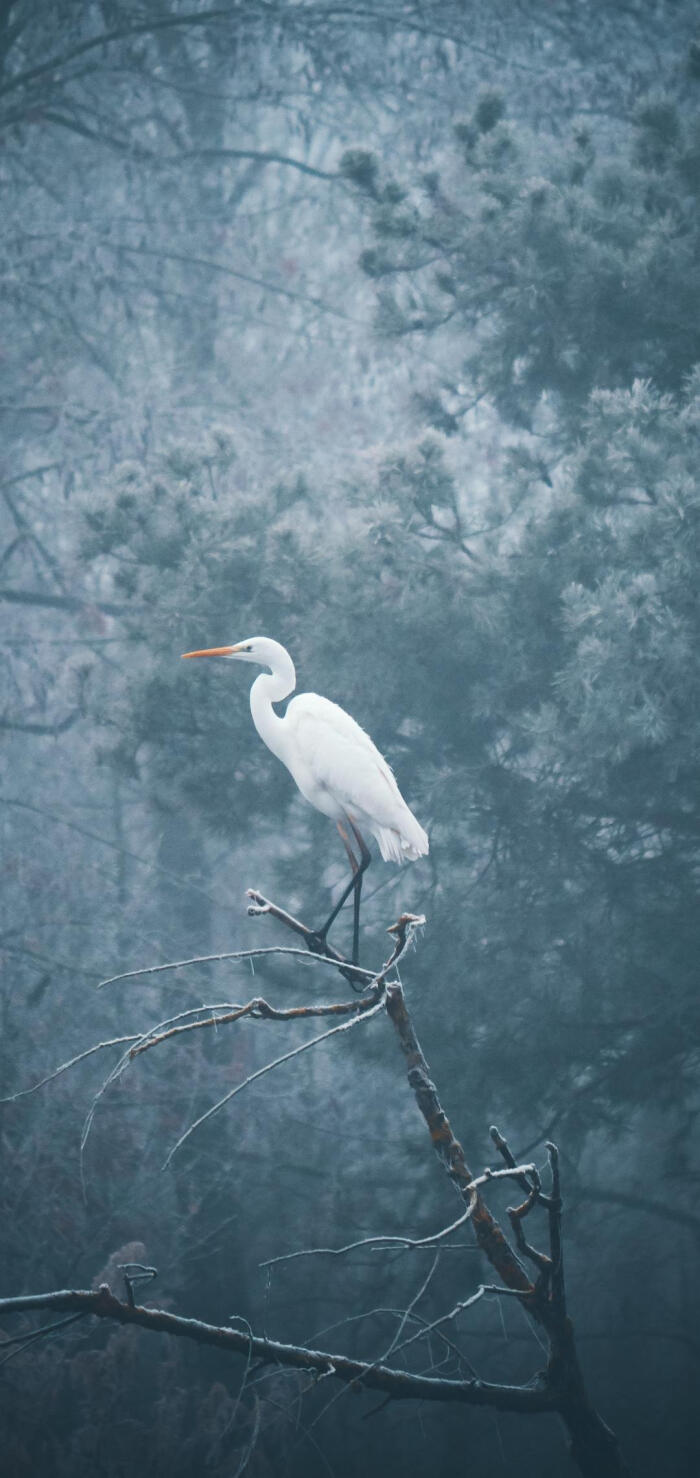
[1,4,698,1474]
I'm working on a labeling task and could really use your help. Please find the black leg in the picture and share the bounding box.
[351,870,363,967]
[314,822,358,941]
[347,822,371,966]
[312,821,372,964]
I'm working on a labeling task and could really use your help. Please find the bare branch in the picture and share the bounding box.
[0,710,81,736]
[0,585,136,616]
[303,1305,477,1379]
[0,1311,85,1367]
[97,944,377,992]
[309,1250,443,1431]
[173,147,338,180]
[130,990,381,1059]
[4,897,631,1474]
[261,1165,538,1269]
[78,1003,258,1171]
[0,1286,555,1414]
[507,1178,552,1281]
[161,992,387,1169]
[160,913,423,1166]
[385,1284,518,1365]
[490,1123,553,1208]
[109,243,360,324]
[0,1033,142,1104]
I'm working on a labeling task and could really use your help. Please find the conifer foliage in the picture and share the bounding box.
[3,8,700,1477]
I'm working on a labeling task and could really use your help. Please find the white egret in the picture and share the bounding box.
[181,636,428,963]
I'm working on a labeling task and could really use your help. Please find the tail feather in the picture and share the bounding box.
[375,813,429,864]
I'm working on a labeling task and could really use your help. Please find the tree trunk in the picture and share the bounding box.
[552,1332,633,1477]
[561,1398,633,1478]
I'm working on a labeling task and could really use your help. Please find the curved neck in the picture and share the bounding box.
[250,650,296,763]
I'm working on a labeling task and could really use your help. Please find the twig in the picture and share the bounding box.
[260,1165,537,1268]
[230,1393,262,1478]
[3,892,631,1474]
[507,1181,552,1281]
[160,915,425,1167]
[0,1312,85,1365]
[162,994,387,1169]
[0,1033,141,1103]
[79,1003,253,1168]
[226,1316,256,1438]
[490,1124,553,1208]
[97,943,377,990]
[308,1250,443,1432]
[118,1263,157,1309]
[241,1379,337,1478]
[80,920,414,1178]
[388,1286,489,1362]
[302,1306,477,1380]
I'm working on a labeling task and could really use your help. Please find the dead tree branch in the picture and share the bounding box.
[2,900,631,1477]
[260,1163,538,1268]
[384,976,535,1300]
[0,1285,554,1414]
[246,897,632,1477]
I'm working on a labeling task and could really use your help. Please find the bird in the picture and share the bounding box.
[181,636,428,964]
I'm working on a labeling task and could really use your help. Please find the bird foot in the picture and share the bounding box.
[245,888,366,989]
[304,930,329,955]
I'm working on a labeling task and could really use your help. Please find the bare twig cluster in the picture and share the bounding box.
[0,895,630,1478]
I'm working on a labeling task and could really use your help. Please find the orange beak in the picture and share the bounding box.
[181,645,236,659]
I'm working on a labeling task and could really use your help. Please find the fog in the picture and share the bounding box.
[1,5,699,1476]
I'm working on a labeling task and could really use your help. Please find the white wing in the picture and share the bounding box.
[284,693,428,862]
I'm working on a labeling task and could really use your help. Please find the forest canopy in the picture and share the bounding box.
[1,5,699,1476]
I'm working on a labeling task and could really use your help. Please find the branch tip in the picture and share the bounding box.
[386,911,426,942]
[246,888,270,917]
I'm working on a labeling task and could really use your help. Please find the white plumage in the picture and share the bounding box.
[281,692,428,863]
[181,635,428,962]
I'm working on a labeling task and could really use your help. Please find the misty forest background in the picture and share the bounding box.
[2,3,700,1475]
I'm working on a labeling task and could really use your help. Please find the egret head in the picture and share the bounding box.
[181,636,289,670]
